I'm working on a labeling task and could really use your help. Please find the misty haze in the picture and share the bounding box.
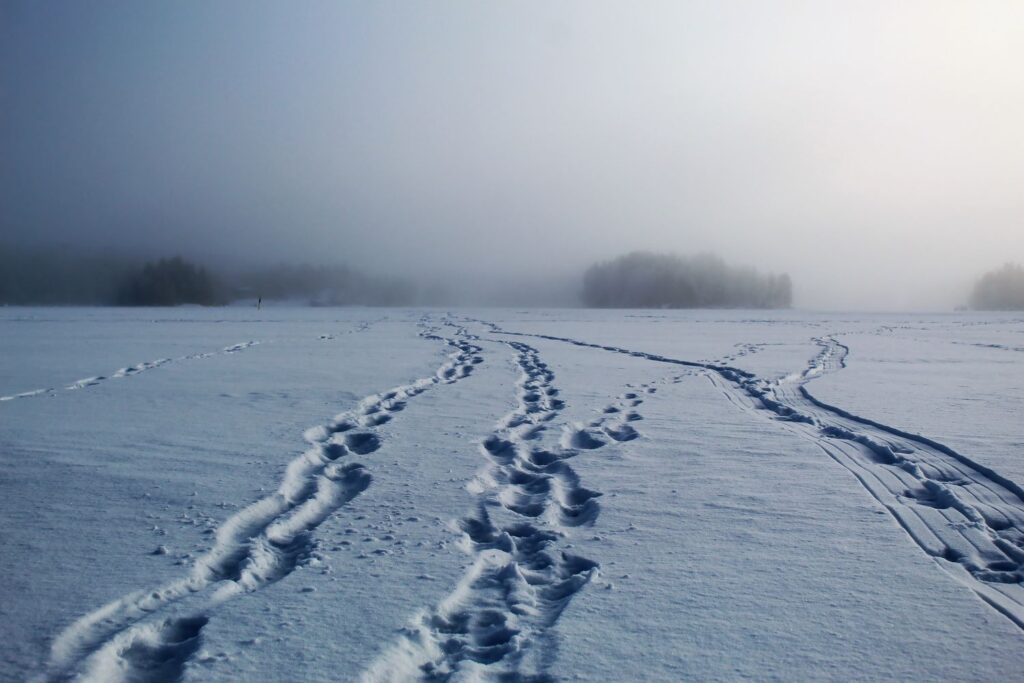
[2,2,1023,682]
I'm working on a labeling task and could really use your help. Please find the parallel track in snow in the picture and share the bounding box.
[37,319,483,683]
[33,315,1024,682]
[482,321,1024,631]
[362,338,650,682]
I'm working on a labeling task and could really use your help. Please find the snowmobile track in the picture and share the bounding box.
[482,321,1024,631]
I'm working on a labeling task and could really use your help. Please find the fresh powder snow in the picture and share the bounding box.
[2,308,1023,681]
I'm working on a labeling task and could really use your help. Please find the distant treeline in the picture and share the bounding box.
[0,246,417,306]
[116,257,223,306]
[970,263,1024,310]
[582,252,792,309]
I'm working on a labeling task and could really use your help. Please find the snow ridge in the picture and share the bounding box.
[36,321,483,683]
[362,339,648,682]
[485,321,1024,630]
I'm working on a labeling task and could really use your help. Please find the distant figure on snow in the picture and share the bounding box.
[257,297,262,310]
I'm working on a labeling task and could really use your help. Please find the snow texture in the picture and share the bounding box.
[1,308,1022,682]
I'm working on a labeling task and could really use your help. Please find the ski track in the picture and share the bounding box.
[361,336,651,682]
[1,341,261,403]
[5,317,384,403]
[36,319,483,683]
[952,341,1024,353]
[479,321,1024,631]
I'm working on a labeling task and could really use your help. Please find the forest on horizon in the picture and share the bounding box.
[2,244,1022,311]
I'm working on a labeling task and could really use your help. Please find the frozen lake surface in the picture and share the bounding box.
[2,307,1023,681]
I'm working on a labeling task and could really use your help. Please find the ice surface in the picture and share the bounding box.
[1,308,1022,681]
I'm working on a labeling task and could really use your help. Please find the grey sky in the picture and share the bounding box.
[2,1,1022,309]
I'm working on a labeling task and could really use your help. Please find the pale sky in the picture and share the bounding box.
[2,1,1023,309]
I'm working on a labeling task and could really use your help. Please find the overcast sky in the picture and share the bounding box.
[2,1,1023,309]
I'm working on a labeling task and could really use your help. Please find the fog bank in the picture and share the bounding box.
[2,1,1022,310]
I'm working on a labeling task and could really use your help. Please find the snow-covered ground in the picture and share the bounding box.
[1,307,1022,682]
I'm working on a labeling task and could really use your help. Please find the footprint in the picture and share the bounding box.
[604,424,639,442]
[362,413,392,427]
[118,615,208,683]
[344,433,381,455]
[330,419,358,434]
[563,428,605,450]
[483,436,517,460]
[321,443,347,460]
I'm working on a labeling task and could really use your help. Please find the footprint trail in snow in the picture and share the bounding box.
[483,321,1024,631]
[1,341,261,403]
[5,316,383,403]
[362,338,649,682]
[37,321,483,683]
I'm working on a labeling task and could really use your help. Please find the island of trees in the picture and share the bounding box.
[116,257,223,306]
[970,263,1024,310]
[582,252,792,309]
[0,245,417,307]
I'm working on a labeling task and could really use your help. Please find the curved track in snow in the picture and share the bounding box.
[37,320,483,683]
[482,321,1024,631]
[28,314,1024,682]
[4,317,383,404]
[362,338,650,682]
[1,341,261,403]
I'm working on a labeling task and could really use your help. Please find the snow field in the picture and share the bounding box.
[1,308,1022,681]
